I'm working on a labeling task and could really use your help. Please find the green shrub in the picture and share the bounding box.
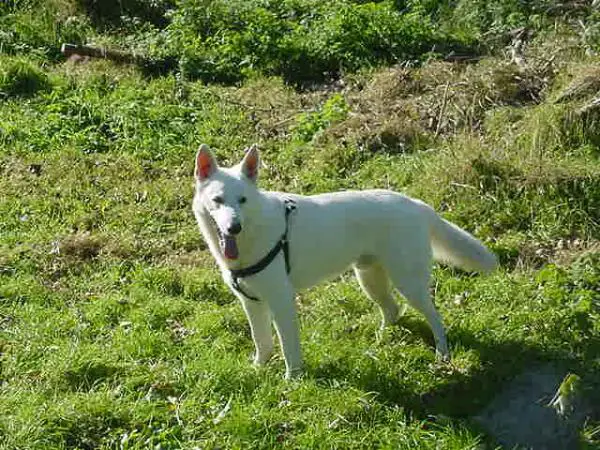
[75,0,174,29]
[445,0,593,47]
[583,10,600,53]
[294,93,349,141]
[279,2,444,84]
[161,0,466,85]
[0,4,93,61]
[0,57,50,98]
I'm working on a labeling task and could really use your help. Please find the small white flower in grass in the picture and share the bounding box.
[50,241,60,255]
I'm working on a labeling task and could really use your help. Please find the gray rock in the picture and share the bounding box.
[474,365,587,450]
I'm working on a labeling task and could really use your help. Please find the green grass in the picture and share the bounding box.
[1,1,600,448]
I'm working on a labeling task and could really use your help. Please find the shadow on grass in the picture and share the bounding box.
[64,361,123,392]
[308,318,596,420]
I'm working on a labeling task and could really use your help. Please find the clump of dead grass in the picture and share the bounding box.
[554,63,600,103]
[496,232,600,270]
[313,55,549,154]
[308,25,582,156]
[54,232,104,260]
[228,77,326,142]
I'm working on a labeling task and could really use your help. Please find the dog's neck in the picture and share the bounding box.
[195,192,285,272]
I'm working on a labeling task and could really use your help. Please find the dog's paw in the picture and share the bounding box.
[252,351,273,366]
[435,347,451,363]
[379,303,407,333]
[285,366,304,380]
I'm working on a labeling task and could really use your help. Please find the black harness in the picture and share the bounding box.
[229,198,296,301]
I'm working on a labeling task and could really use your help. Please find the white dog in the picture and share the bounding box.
[192,144,497,378]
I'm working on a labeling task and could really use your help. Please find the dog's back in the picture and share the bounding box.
[264,190,433,289]
[264,189,496,290]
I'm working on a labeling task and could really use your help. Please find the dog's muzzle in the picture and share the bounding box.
[209,216,240,260]
[227,222,242,235]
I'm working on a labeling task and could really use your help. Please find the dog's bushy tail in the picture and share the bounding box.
[429,213,498,273]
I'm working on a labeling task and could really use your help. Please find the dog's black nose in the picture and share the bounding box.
[227,222,242,235]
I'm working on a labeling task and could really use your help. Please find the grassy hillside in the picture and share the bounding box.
[1,0,599,448]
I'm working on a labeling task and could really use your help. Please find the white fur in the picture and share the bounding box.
[193,145,498,378]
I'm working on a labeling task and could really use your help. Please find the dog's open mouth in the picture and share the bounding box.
[220,234,239,260]
[208,215,239,260]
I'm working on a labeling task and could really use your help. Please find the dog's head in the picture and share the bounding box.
[194,143,261,260]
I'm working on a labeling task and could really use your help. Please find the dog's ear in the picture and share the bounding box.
[195,144,218,181]
[240,143,260,183]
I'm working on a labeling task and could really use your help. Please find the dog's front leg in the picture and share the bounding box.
[247,265,303,379]
[264,284,303,379]
[238,295,274,366]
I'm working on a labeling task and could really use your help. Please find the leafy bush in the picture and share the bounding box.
[161,0,466,85]
[0,57,50,98]
[294,93,349,141]
[583,9,600,53]
[444,0,596,48]
[0,3,93,61]
[277,2,444,84]
[75,0,174,29]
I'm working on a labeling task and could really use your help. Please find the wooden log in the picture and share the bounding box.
[61,43,139,64]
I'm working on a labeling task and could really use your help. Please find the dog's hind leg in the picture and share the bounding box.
[382,252,449,360]
[239,295,274,366]
[353,258,401,330]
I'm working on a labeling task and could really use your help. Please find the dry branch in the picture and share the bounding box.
[577,96,600,116]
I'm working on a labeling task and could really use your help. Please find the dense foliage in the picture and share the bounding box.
[2,0,600,84]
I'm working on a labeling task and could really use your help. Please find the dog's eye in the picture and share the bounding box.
[239,196,247,204]
[212,196,224,205]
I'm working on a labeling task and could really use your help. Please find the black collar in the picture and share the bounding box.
[229,198,296,301]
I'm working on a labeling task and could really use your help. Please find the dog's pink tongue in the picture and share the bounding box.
[223,235,239,260]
